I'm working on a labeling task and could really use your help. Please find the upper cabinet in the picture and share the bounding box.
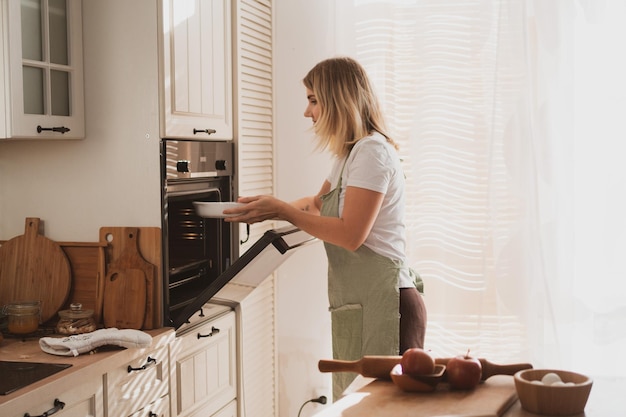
[159,0,233,141]
[0,0,85,140]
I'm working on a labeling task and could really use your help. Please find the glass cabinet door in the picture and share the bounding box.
[21,0,70,117]
[2,0,84,139]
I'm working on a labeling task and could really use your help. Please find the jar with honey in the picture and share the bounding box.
[2,300,41,334]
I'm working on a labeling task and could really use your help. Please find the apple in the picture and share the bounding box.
[401,348,435,376]
[446,350,482,390]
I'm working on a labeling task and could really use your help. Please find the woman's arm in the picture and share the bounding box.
[225,183,383,251]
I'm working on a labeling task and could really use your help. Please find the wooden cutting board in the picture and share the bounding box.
[0,218,71,324]
[58,241,107,324]
[100,227,160,329]
[315,375,518,417]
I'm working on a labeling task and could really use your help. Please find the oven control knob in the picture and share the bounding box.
[215,160,228,171]
[177,160,190,173]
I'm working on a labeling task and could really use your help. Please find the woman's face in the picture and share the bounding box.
[304,88,320,123]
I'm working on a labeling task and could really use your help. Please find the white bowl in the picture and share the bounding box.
[193,202,245,218]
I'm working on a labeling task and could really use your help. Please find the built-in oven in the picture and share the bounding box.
[161,139,319,334]
[160,139,237,328]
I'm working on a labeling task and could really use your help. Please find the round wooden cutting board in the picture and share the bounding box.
[0,218,71,324]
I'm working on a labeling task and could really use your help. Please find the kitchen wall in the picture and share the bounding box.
[273,1,336,415]
[0,0,161,242]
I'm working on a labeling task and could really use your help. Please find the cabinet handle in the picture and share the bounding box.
[148,412,158,417]
[37,125,71,134]
[24,398,65,417]
[193,128,216,135]
[197,326,220,339]
[127,356,157,372]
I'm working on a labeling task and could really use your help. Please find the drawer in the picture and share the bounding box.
[128,395,170,417]
[106,344,169,417]
[12,377,103,417]
[171,311,236,417]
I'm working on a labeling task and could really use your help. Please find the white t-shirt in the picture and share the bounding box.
[326,132,414,288]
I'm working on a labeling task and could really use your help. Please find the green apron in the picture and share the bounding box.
[320,161,404,400]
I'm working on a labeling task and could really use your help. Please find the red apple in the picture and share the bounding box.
[401,348,435,376]
[446,350,482,390]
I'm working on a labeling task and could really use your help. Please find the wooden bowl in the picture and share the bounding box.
[514,369,593,416]
[390,363,446,392]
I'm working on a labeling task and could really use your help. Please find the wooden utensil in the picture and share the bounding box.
[101,227,155,329]
[318,355,533,381]
[0,218,71,323]
[318,356,402,380]
[390,363,446,392]
[100,227,161,329]
[59,241,107,324]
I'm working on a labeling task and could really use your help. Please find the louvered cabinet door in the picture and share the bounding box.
[234,0,276,249]
[159,0,233,140]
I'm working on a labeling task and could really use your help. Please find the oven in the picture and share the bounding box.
[160,139,237,328]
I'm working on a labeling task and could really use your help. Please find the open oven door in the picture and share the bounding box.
[172,225,317,329]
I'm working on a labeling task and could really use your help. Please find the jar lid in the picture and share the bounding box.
[58,303,94,319]
[3,300,41,315]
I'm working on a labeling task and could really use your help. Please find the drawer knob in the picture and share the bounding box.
[127,356,157,373]
[197,326,220,339]
[24,398,65,417]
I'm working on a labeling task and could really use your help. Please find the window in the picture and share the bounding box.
[335,0,626,376]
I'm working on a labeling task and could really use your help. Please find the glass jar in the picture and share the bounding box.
[56,303,96,335]
[2,300,41,334]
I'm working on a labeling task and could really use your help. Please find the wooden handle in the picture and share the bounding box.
[479,359,533,379]
[24,217,41,238]
[318,359,362,374]
[318,356,402,380]
[435,357,533,380]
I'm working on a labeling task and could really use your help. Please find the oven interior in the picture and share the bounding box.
[166,180,233,316]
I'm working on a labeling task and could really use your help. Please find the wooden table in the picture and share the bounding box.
[313,374,624,417]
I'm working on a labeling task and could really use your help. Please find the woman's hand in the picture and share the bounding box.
[223,195,288,224]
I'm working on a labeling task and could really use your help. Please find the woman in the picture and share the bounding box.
[225,56,426,398]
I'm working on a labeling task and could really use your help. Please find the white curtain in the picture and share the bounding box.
[334,0,626,382]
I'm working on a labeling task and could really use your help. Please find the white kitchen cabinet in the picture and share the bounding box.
[105,344,170,417]
[159,0,233,140]
[169,310,237,417]
[10,376,103,417]
[0,0,85,139]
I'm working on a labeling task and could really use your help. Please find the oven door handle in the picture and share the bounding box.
[168,187,223,199]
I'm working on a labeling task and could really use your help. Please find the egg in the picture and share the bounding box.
[541,372,563,385]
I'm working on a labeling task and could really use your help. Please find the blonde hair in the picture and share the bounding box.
[303,57,398,158]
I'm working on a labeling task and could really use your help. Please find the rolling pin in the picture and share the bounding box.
[318,356,533,381]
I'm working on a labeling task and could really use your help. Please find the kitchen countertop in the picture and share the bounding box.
[313,374,625,417]
[0,327,174,414]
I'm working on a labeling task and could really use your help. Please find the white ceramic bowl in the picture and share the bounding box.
[193,202,245,218]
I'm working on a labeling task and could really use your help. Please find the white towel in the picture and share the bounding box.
[39,328,152,357]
